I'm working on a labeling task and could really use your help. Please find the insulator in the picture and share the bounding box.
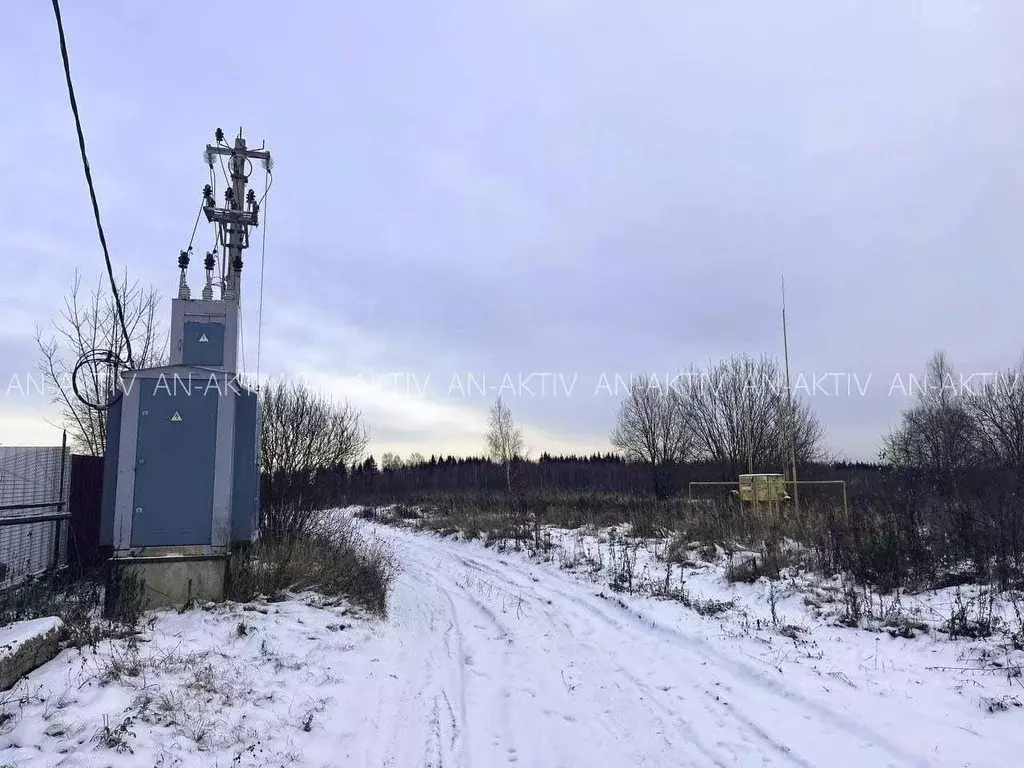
[225,188,234,201]
[246,189,256,204]
[215,128,224,142]
[204,251,215,271]
[203,184,213,203]
[178,249,190,269]
[232,255,243,272]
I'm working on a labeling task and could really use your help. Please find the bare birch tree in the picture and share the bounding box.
[35,270,165,455]
[610,375,691,498]
[486,397,525,495]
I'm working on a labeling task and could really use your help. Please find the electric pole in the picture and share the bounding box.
[203,128,271,303]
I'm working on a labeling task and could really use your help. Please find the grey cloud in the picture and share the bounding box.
[3,0,1023,458]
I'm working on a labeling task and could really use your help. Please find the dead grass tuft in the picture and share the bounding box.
[227,518,396,615]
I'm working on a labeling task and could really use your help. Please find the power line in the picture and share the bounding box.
[185,198,204,254]
[51,0,135,370]
[255,169,271,388]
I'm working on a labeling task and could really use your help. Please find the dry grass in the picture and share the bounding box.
[226,518,396,615]
[367,486,1023,595]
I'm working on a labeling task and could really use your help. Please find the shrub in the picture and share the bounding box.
[688,595,735,616]
[0,570,100,627]
[838,582,863,627]
[395,505,421,520]
[942,588,994,640]
[227,518,395,615]
[94,715,136,754]
[726,555,762,584]
[664,534,689,564]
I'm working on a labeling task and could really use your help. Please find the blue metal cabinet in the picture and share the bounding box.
[131,382,219,546]
[182,322,225,367]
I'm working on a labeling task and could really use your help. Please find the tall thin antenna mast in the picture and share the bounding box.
[782,276,799,513]
[746,399,753,475]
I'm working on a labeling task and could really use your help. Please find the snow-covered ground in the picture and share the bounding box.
[1,591,397,767]
[3,517,1024,766]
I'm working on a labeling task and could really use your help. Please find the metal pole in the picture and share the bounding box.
[746,396,753,475]
[782,277,799,515]
[751,473,758,517]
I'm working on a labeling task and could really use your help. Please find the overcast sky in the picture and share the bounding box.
[3,0,1024,461]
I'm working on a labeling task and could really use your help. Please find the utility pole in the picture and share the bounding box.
[203,128,271,303]
[782,276,799,514]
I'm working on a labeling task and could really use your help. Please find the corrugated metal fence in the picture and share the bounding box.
[0,437,71,587]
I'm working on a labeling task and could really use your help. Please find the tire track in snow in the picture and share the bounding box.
[419,537,928,768]
[405,553,473,768]
[370,570,446,768]
[363,543,477,768]
[456,548,910,765]
[405,542,526,764]
[416,541,737,767]
[443,548,764,767]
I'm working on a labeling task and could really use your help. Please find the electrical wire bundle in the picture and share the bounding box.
[52,0,134,411]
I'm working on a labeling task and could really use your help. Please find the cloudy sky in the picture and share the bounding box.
[3,0,1023,461]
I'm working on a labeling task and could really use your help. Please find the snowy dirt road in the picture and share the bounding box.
[6,523,1018,767]
[358,527,985,768]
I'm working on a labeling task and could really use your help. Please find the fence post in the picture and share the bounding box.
[51,430,68,571]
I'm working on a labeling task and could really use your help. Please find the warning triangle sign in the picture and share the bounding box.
[198,333,209,343]
[170,411,183,422]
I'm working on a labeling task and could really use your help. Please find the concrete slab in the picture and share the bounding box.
[0,616,66,691]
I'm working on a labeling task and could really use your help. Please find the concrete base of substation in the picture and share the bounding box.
[104,554,227,616]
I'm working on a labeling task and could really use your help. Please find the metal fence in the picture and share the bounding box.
[0,436,71,587]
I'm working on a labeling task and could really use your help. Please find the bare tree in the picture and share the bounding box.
[260,380,369,539]
[682,355,826,475]
[380,452,405,471]
[610,375,691,498]
[964,355,1024,467]
[35,270,164,456]
[881,351,980,472]
[486,397,525,494]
